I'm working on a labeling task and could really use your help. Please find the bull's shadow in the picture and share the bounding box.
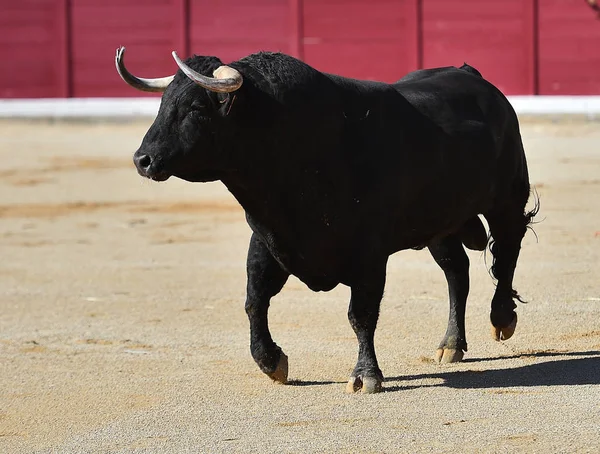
[384,350,600,393]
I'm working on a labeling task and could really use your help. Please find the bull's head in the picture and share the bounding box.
[115,47,243,182]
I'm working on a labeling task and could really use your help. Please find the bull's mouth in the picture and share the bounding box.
[175,170,222,183]
[134,161,219,183]
[149,172,171,182]
[136,167,171,182]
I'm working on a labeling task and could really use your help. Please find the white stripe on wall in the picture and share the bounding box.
[1,96,600,118]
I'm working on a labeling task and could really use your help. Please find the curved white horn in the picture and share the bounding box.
[172,51,243,93]
[115,47,174,93]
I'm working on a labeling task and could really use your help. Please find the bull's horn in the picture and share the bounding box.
[115,47,174,93]
[172,51,243,93]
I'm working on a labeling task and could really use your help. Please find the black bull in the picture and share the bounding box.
[116,48,537,393]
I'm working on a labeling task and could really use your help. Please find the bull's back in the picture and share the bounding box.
[393,65,523,184]
[395,66,510,137]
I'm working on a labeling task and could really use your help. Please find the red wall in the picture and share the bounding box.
[71,0,187,98]
[421,0,536,95]
[538,0,600,95]
[0,0,68,98]
[190,0,291,62]
[302,0,419,82]
[1,0,599,98]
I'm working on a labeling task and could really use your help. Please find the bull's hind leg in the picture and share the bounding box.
[245,233,290,383]
[428,235,469,363]
[485,197,534,341]
[346,260,387,394]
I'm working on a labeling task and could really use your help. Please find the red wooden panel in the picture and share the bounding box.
[70,0,186,97]
[421,0,535,95]
[189,0,290,64]
[538,0,600,95]
[302,0,418,82]
[0,0,66,98]
[289,0,303,59]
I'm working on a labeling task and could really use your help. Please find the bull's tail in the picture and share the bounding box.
[487,189,541,304]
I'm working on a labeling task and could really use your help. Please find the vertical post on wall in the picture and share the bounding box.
[533,0,539,95]
[289,0,303,60]
[416,0,423,69]
[405,0,422,71]
[524,0,539,95]
[175,0,190,57]
[57,0,73,97]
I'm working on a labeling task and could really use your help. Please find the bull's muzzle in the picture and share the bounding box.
[133,151,170,182]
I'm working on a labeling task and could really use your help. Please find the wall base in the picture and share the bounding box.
[1,96,600,119]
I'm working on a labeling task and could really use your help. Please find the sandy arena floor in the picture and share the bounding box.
[0,118,599,453]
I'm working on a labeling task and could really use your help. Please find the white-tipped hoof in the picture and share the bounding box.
[267,352,288,384]
[346,376,360,393]
[345,375,383,394]
[491,314,518,341]
[435,348,465,363]
[361,376,382,393]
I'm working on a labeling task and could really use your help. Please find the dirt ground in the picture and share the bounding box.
[0,118,599,453]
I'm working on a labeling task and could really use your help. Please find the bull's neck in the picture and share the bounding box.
[221,166,285,228]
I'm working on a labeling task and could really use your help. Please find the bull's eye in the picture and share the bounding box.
[185,101,210,123]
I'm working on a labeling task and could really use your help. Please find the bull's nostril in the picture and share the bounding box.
[137,154,152,169]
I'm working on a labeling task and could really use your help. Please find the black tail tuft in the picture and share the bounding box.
[487,240,529,303]
[525,187,541,229]
[487,189,541,304]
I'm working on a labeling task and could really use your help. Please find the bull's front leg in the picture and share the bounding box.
[346,261,387,394]
[245,233,290,383]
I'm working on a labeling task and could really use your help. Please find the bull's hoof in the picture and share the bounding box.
[267,352,288,384]
[345,375,383,394]
[491,314,518,341]
[435,348,465,363]
[436,335,467,363]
